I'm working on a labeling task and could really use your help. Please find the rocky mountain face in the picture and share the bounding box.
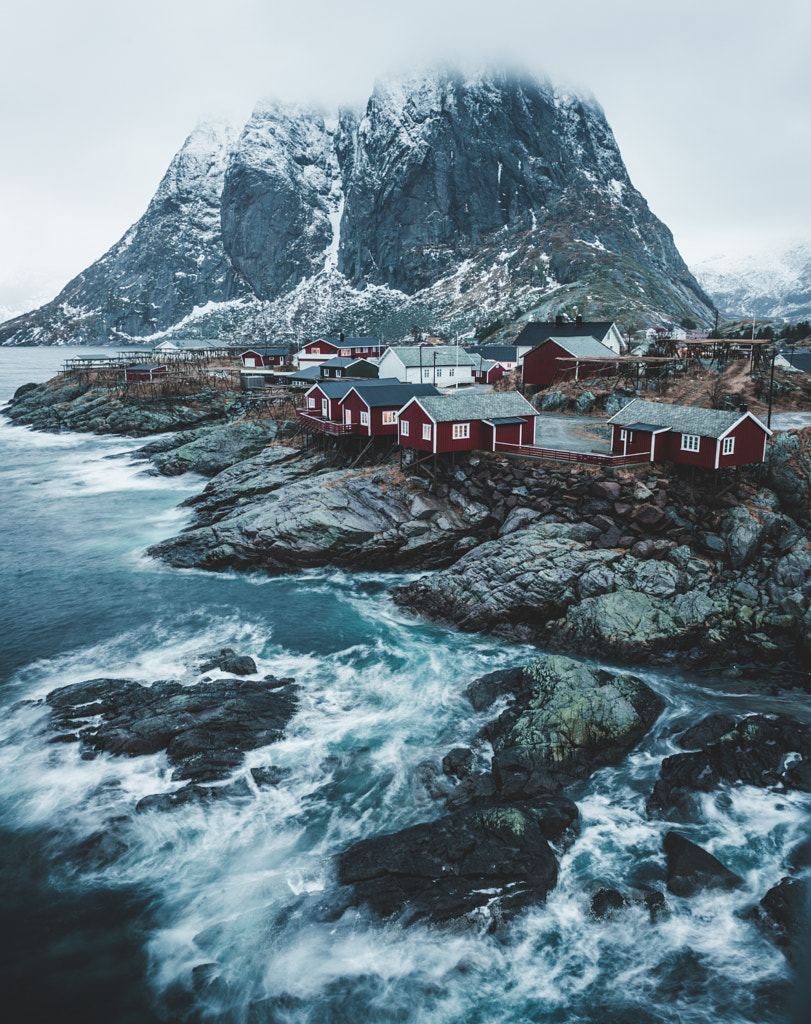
[691,241,811,321]
[0,69,715,347]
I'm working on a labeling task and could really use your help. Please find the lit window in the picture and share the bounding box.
[400,420,410,436]
[382,411,396,424]
[449,368,455,377]
[722,436,735,455]
[452,422,470,439]
[422,423,432,441]
[681,433,700,452]
[360,411,369,426]
[341,349,350,357]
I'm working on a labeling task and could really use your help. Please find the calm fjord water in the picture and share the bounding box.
[0,348,805,1023]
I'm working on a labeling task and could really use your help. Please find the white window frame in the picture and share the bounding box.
[344,409,352,425]
[400,419,410,436]
[422,423,432,441]
[340,348,350,357]
[722,436,735,455]
[360,410,369,426]
[382,410,396,425]
[308,397,316,409]
[620,429,633,443]
[452,422,470,439]
[423,369,430,379]
[681,433,700,452]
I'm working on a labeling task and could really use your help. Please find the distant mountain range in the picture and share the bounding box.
[691,240,811,322]
[0,69,715,347]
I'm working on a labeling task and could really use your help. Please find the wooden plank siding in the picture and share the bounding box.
[522,340,616,388]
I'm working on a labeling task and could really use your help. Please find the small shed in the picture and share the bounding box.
[240,347,289,368]
[397,391,537,454]
[124,363,168,382]
[608,400,772,467]
[469,355,506,385]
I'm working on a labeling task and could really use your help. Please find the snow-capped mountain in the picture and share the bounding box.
[691,241,811,321]
[0,69,715,347]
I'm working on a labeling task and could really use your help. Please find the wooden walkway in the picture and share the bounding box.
[493,441,650,466]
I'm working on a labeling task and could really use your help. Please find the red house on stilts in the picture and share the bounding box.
[397,392,538,454]
[607,400,771,467]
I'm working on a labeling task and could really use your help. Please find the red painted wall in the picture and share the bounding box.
[398,403,436,451]
[523,340,615,388]
[721,416,768,466]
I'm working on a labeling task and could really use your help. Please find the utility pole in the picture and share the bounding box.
[768,346,776,430]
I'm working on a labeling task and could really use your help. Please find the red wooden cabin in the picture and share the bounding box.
[124,364,168,382]
[302,378,401,423]
[240,347,289,367]
[608,400,771,468]
[397,392,537,454]
[339,383,440,436]
[522,336,618,388]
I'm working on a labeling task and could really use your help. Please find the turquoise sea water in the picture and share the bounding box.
[0,349,806,1023]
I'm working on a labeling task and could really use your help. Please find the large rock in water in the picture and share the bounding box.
[648,714,811,820]
[336,805,560,925]
[45,673,297,783]
[485,656,663,800]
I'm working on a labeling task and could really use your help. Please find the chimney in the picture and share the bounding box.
[575,314,583,325]
[339,331,345,342]
[739,402,748,413]
[555,314,563,327]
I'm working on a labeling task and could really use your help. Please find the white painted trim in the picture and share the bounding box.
[762,432,767,461]
[650,432,656,462]
[714,438,720,470]
[718,411,772,439]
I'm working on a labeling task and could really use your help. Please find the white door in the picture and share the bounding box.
[322,399,329,417]
[344,409,352,425]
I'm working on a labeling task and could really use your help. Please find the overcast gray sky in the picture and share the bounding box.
[1,0,809,318]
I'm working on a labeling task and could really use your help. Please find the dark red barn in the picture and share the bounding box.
[522,336,618,388]
[240,347,289,367]
[397,392,537,454]
[608,400,771,467]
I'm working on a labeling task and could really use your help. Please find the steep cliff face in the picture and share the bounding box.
[0,123,247,345]
[0,70,715,346]
[220,104,342,299]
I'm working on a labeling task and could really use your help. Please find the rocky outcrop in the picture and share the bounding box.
[4,373,240,435]
[765,428,811,528]
[149,457,496,573]
[447,656,663,807]
[45,672,297,783]
[138,420,288,476]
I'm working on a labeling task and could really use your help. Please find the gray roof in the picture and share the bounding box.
[539,335,618,359]
[516,321,616,346]
[308,377,401,399]
[384,346,476,368]
[464,345,520,362]
[413,391,537,423]
[345,383,441,407]
[609,400,767,439]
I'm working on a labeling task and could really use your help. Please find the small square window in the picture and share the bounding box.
[452,422,470,439]
[681,434,700,452]
[382,411,396,424]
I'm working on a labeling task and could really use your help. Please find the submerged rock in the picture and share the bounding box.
[337,804,559,926]
[648,714,811,819]
[663,832,743,897]
[752,877,811,961]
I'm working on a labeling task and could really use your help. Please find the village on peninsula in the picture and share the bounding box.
[6,310,811,943]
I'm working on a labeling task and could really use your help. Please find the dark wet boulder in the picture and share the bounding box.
[663,832,743,897]
[464,666,525,712]
[44,673,297,783]
[590,888,629,919]
[753,877,811,960]
[442,747,475,779]
[675,713,738,750]
[336,805,558,926]
[648,714,811,819]
[197,647,258,676]
[250,765,291,786]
